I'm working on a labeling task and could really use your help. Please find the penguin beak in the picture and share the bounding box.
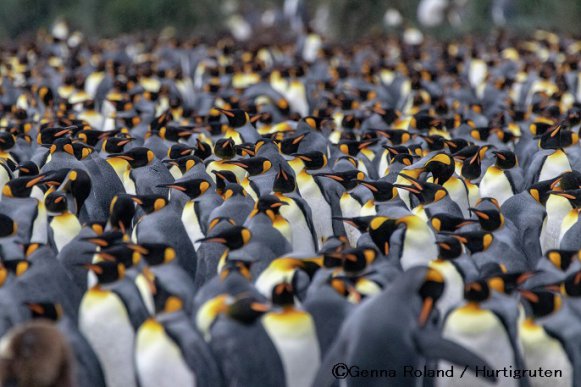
[393,184,421,194]
[108,153,134,161]
[316,173,344,182]
[468,208,490,220]
[196,236,227,244]
[214,107,234,118]
[158,184,186,192]
[25,174,46,188]
[547,191,576,199]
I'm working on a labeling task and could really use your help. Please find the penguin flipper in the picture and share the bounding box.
[412,329,497,383]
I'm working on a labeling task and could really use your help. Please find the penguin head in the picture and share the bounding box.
[423,152,455,184]
[0,214,18,238]
[418,134,446,152]
[59,169,91,214]
[520,290,562,319]
[418,267,445,327]
[37,127,72,145]
[451,231,494,253]
[223,157,272,176]
[271,282,295,308]
[459,145,490,180]
[75,129,104,147]
[249,195,288,221]
[391,152,416,166]
[486,270,534,295]
[435,236,464,260]
[44,192,69,214]
[394,174,448,204]
[158,178,211,200]
[226,295,270,324]
[3,259,31,278]
[315,170,366,191]
[234,142,257,158]
[164,154,204,175]
[492,150,517,169]
[356,180,398,202]
[338,139,379,157]
[130,194,168,214]
[273,167,296,193]
[101,136,134,154]
[291,151,327,170]
[0,132,16,151]
[444,138,470,153]
[82,230,126,248]
[198,225,252,250]
[16,161,40,177]
[108,147,155,168]
[219,258,253,281]
[464,280,491,304]
[25,302,64,321]
[430,214,475,232]
[339,247,377,275]
[96,244,138,268]
[528,177,560,204]
[562,270,581,297]
[166,143,195,159]
[129,243,176,266]
[108,194,136,234]
[214,107,250,128]
[554,170,581,191]
[469,198,504,231]
[369,216,401,255]
[539,125,578,149]
[151,280,184,315]
[207,217,236,232]
[214,138,236,160]
[212,170,239,194]
[84,261,126,285]
[157,125,193,142]
[222,183,248,200]
[48,138,76,158]
[279,133,308,155]
[2,175,45,198]
[545,249,580,271]
[194,138,213,160]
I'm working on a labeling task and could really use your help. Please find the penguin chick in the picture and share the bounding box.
[0,320,74,387]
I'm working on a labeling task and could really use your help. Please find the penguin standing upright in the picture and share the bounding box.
[261,282,320,387]
[134,283,223,387]
[78,261,149,387]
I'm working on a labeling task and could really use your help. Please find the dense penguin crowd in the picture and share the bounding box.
[0,23,579,387]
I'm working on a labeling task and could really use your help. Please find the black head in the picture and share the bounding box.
[273,167,296,193]
[85,261,126,285]
[492,150,517,169]
[226,295,270,324]
[25,302,64,321]
[159,179,211,200]
[0,214,18,237]
[198,225,252,250]
[368,216,400,255]
[435,236,464,260]
[108,195,136,234]
[214,138,236,159]
[130,243,176,266]
[44,192,69,214]
[108,147,155,168]
[357,180,398,202]
[271,282,295,307]
[130,194,168,214]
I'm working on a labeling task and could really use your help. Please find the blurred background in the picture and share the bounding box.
[0,0,579,41]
